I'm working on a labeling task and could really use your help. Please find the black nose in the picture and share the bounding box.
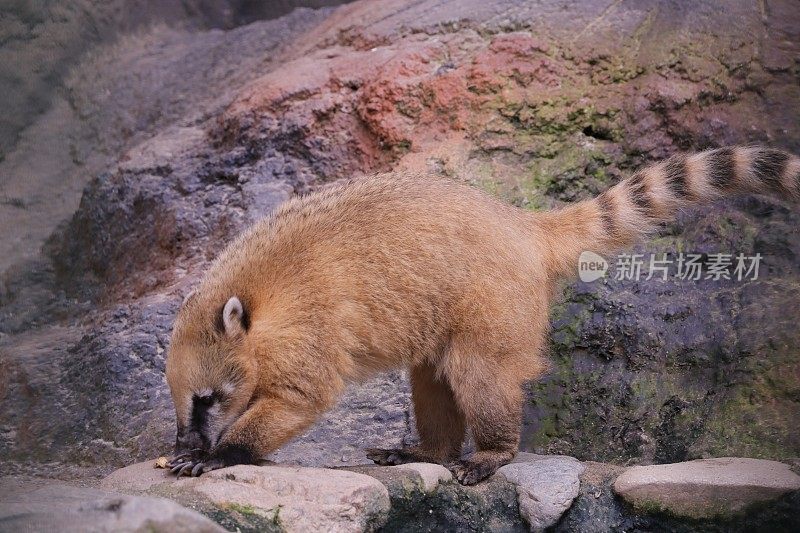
[175,430,207,453]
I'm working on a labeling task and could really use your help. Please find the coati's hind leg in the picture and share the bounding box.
[443,335,525,485]
[366,361,465,465]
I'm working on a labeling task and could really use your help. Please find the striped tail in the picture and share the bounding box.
[539,146,800,280]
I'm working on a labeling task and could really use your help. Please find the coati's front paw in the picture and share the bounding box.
[448,458,498,486]
[167,448,207,476]
[168,455,226,477]
[168,444,258,477]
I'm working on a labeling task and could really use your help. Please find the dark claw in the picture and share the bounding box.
[177,462,195,477]
[168,455,191,468]
[170,461,191,474]
[191,462,205,477]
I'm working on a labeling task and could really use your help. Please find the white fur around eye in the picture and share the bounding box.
[223,296,243,336]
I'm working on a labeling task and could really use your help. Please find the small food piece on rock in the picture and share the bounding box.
[155,456,170,469]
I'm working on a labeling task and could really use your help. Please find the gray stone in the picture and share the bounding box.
[551,462,632,533]
[101,459,183,493]
[555,460,800,533]
[497,456,585,531]
[0,3,338,273]
[0,478,224,532]
[270,371,413,467]
[242,179,295,222]
[613,457,800,518]
[103,461,391,532]
[347,463,527,532]
[118,127,207,173]
[393,462,453,492]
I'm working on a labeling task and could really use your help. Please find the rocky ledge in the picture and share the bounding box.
[3,455,797,532]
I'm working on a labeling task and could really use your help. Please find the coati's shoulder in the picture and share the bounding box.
[192,173,434,289]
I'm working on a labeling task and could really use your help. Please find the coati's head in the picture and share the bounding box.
[165,292,258,457]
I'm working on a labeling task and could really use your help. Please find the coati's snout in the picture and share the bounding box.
[174,426,207,457]
[173,392,220,457]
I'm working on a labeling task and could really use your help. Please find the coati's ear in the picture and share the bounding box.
[221,296,249,337]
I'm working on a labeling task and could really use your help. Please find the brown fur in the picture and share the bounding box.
[165,146,799,483]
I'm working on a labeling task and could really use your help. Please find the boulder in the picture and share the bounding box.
[497,455,585,531]
[613,457,800,518]
[102,460,391,532]
[346,463,526,532]
[101,458,187,493]
[0,478,223,532]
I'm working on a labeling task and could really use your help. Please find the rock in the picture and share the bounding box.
[103,461,391,532]
[553,462,632,533]
[0,2,340,273]
[0,478,224,532]
[558,460,800,533]
[393,463,453,492]
[106,458,522,531]
[613,457,800,518]
[189,466,391,532]
[101,458,183,493]
[269,371,413,468]
[497,455,585,531]
[87,456,800,531]
[347,463,526,532]
[345,462,453,495]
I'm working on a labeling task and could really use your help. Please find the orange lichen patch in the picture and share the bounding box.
[489,33,551,56]
[211,29,601,184]
[214,34,488,178]
[222,47,392,118]
[356,42,478,149]
[468,33,565,94]
[212,47,402,176]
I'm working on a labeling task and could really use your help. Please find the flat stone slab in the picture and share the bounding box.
[103,460,391,532]
[497,455,585,531]
[613,457,800,518]
[0,478,223,532]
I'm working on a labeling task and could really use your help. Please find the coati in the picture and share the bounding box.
[166,146,799,484]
